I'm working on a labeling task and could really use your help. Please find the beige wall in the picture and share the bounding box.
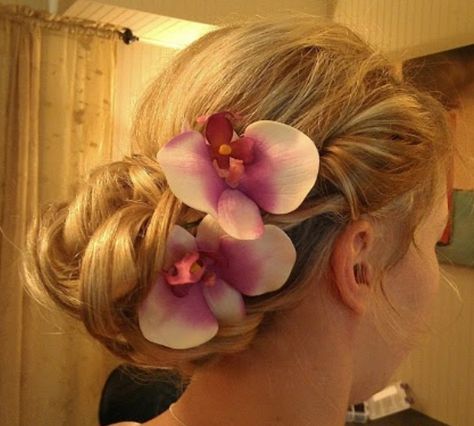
[90,0,330,24]
[112,42,177,159]
[334,0,474,60]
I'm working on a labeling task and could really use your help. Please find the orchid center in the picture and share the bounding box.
[210,136,256,188]
[164,251,205,287]
[204,112,256,188]
[218,144,232,156]
[164,250,220,297]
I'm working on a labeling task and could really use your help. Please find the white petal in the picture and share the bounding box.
[217,189,264,240]
[203,278,246,323]
[240,120,319,214]
[157,130,226,215]
[138,276,218,349]
[164,225,197,270]
[219,225,296,296]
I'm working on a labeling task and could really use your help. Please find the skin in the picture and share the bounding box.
[114,186,449,426]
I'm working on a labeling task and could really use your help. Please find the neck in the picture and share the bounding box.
[169,300,354,426]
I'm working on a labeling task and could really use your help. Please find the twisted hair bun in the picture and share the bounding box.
[24,15,452,375]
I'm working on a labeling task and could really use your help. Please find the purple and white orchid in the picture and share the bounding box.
[157,112,320,240]
[138,215,296,349]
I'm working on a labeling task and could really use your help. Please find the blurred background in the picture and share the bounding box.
[0,1,473,425]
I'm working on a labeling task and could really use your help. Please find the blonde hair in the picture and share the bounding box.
[24,14,452,377]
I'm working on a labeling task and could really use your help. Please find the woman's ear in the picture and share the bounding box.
[329,220,375,315]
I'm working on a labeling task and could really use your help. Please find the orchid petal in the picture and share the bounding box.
[240,121,319,214]
[205,112,233,150]
[138,276,218,349]
[196,215,225,253]
[157,130,226,216]
[230,137,255,164]
[203,278,246,323]
[219,225,296,296]
[217,189,264,240]
[164,225,197,270]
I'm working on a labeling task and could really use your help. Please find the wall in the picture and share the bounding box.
[333,0,474,60]
[89,0,330,25]
[112,41,177,159]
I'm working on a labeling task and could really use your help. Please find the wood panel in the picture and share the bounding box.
[93,0,330,25]
[64,0,216,49]
[333,0,474,59]
[111,42,177,160]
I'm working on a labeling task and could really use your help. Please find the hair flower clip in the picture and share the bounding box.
[138,215,296,349]
[157,111,319,240]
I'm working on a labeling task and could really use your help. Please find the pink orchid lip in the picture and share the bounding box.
[164,251,205,287]
[138,215,296,349]
[163,247,222,297]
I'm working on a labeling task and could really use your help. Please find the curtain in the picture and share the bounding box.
[0,5,122,425]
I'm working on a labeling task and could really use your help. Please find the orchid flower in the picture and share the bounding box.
[157,112,319,240]
[138,215,296,349]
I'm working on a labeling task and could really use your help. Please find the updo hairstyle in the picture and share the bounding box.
[24,14,452,377]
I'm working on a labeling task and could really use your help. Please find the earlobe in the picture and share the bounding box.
[330,220,374,315]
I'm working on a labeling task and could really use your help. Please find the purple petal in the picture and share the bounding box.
[157,130,226,215]
[164,225,197,270]
[138,276,218,349]
[230,137,255,164]
[217,189,264,240]
[203,278,246,323]
[218,225,296,296]
[239,121,319,214]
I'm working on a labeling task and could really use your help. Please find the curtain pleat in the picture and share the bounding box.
[0,5,122,425]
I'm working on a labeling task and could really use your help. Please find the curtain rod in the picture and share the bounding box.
[119,27,139,45]
[49,0,138,46]
[1,5,140,45]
